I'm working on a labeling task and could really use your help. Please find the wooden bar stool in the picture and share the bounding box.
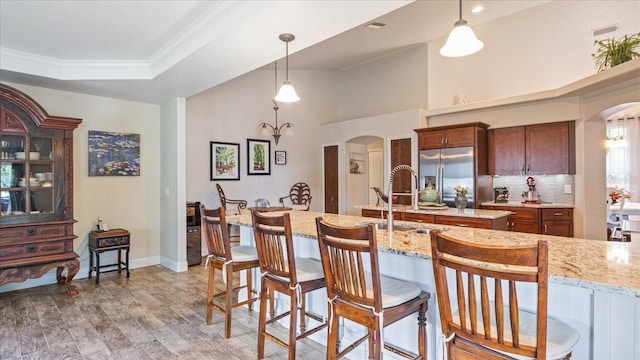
[315,217,430,360]
[429,229,579,359]
[200,205,260,339]
[251,211,328,360]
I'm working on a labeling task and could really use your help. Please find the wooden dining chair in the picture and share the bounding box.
[200,205,260,338]
[216,183,247,215]
[278,182,312,211]
[315,217,430,360]
[429,229,579,359]
[251,210,327,360]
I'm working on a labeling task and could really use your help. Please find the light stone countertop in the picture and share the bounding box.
[481,201,575,209]
[228,211,640,298]
[356,204,512,219]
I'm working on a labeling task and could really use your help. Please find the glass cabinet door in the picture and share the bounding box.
[0,135,54,216]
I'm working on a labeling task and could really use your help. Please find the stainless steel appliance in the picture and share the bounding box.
[419,147,475,208]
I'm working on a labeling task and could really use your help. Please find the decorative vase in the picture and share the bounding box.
[454,194,468,210]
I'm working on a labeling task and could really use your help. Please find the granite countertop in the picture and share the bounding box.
[228,211,640,298]
[481,201,575,209]
[356,204,511,220]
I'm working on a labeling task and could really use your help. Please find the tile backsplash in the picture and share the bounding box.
[492,175,575,205]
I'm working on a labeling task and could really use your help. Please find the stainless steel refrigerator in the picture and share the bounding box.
[419,147,476,208]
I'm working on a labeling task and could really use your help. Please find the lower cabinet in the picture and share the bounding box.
[482,206,573,237]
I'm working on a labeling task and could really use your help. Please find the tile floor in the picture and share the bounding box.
[0,263,327,359]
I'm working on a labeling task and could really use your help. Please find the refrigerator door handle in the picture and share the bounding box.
[437,163,443,203]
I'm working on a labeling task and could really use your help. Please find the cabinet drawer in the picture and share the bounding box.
[483,206,538,221]
[436,216,492,229]
[362,209,385,218]
[0,240,67,262]
[90,234,130,248]
[0,224,67,244]
[541,208,573,221]
[400,212,435,223]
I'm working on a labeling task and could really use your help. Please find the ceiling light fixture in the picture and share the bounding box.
[440,0,484,57]
[274,33,300,102]
[260,61,294,146]
[366,22,387,29]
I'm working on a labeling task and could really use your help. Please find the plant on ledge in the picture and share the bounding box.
[592,32,640,72]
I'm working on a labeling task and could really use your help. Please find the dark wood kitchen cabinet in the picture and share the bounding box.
[0,84,81,286]
[488,121,575,175]
[416,123,486,150]
[482,205,573,237]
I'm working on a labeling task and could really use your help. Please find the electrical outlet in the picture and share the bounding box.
[564,185,572,194]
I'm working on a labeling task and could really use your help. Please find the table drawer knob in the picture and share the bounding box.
[27,227,36,235]
[26,244,36,252]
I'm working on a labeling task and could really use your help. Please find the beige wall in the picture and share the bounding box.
[2,82,162,291]
[427,0,640,109]
[185,69,339,212]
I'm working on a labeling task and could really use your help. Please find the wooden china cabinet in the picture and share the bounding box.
[0,84,82,286]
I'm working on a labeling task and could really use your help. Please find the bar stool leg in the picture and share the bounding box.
[246,269,254,312]
[207,265,216,325]
[288,290,298,360]
[224,264,233,338]
[257,279,268,359]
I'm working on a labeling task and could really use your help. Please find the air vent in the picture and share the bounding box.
[593,24,618,37]
[366,22,386,29]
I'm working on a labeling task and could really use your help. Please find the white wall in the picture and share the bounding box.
[1,82,162,291]
[339,44,429,121]
[160,98,187,272]
[186,69,339,212]
[427,0,640,109]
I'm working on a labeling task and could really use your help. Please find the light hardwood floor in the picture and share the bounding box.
[0,263,326,359]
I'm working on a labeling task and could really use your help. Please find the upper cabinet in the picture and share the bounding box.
[417,125,478,149]
[488,121,575,175]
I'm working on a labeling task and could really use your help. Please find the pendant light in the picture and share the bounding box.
[260,61,294,145]
[274,33,300,102]
[440,0,484,57]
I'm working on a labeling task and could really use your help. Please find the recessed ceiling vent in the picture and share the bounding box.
[366,22,386,29]
[592,24,618,37]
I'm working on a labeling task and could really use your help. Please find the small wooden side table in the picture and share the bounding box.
[88,228,130,284]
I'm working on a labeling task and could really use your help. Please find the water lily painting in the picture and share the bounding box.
[210,141,240,180]
[88,131,140,176]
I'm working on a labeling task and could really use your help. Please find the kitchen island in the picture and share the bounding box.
[357,204,511,230]
[227,211,640,360]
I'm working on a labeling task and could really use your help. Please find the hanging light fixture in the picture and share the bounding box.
[440,0,484,57]
[274,33,300,102]
[259,61,294,145]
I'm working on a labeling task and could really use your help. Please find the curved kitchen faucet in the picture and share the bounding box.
[387,164,418,235]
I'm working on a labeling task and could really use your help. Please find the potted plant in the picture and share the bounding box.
[592,32,640,72]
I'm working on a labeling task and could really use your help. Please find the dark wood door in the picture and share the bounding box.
[391,138,412,205]
[526,121,574,174]
[323,145,338,214]
[488,126,526,175]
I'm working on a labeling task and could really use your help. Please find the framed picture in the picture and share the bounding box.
[349,152,365,174]
[210,141,240,180]
[275,150,287,165]
[247,139,271,175]
[88,130,140,176]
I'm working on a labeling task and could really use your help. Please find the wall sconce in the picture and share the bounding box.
[260,61,294,145]
[440,0,484,57]
[274,33,300,102]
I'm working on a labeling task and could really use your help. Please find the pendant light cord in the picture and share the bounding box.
[458,0,462,21]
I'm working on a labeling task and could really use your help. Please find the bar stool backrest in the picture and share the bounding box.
[430,229,549,359]
[251,211,298,286]
[200,205,232,261]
